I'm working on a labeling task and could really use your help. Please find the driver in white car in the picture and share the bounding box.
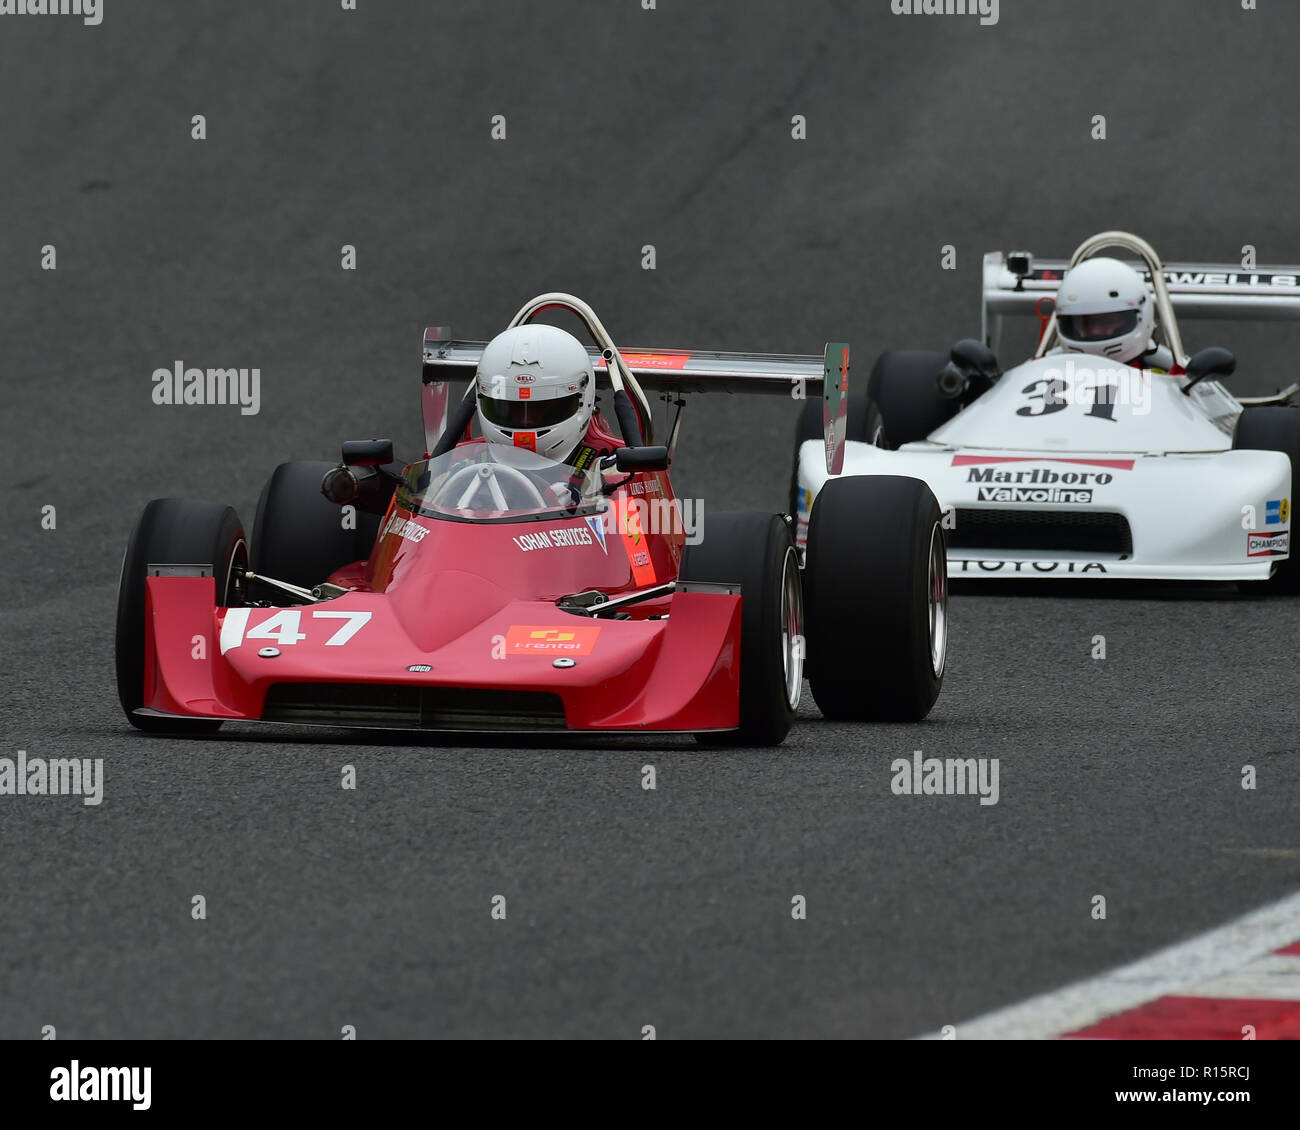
[1053,257,1176,373]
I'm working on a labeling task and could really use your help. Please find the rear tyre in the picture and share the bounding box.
[865,350,956,449]
[788,392,871,518]
[679,512,803,746]
[115,499,247,732]
[804,476,946,721]
[1233,406,1300,594]
[251,461,381,599]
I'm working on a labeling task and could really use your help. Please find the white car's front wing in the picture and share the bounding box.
[796,441,1292,582]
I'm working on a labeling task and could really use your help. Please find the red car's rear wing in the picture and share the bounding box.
[423,337,837,396]
[422,320,851,474]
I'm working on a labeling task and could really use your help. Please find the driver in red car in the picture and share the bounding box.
[476,323,624,459]
[471,324,630,502]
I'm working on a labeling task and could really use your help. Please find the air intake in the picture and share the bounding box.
[948,510,1132,556]
[262,684,567,730]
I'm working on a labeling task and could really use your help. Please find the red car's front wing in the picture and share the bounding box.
[139,578,741,733]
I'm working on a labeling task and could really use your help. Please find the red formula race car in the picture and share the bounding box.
[116,294,948,745]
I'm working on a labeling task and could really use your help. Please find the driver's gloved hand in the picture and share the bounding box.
[545,481,582,508]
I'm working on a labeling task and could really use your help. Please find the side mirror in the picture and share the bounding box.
[950,338,1001,382]
[342,439,394,467]
[1183,347,1236,394]
[613,446,670,472]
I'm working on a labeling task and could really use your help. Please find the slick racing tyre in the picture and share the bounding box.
[679,512,804,746]
[1233,406,1300,594]
[789,392,871,518]
[115,499,248,733]
[804,476,946,721]
[865,350,957,449]
[251,461,382,600]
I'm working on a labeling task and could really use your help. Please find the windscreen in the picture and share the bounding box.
[397,443,605,523]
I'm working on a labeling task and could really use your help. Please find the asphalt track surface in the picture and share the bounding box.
[1,0,1298,1039]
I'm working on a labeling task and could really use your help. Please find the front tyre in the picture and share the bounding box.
[804,476,946,721]
[1233,406,1300,594]
[679,512,803,746]
[115,499,248,732]
[251,461,381,599]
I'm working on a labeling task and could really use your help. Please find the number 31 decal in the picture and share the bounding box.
[1017,376,1118,421]
[219,609,372,654]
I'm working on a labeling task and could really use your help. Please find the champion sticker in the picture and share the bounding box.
[1247,531,1290,558]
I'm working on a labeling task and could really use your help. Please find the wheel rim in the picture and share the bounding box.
[780,545,804,709]
[928,523,948,678]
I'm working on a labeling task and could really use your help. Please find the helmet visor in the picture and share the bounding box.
[479,392,582,431]
[1058,310,1139,343]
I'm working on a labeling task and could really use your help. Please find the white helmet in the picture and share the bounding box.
[475,324,595,461]
[1055,257,1155,364]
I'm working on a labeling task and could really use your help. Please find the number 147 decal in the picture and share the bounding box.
[220,608,371,654]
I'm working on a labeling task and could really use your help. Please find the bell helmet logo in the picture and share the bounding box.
[406,664,432,672]
[515,374,535,383]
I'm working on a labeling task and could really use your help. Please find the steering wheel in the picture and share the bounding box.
[430,460,549,511]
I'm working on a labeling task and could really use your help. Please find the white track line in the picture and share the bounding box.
[920,888,1300,1039]
[1190,955,1300,1001]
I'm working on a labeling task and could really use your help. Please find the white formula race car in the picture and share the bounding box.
[792,231,1300,591]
